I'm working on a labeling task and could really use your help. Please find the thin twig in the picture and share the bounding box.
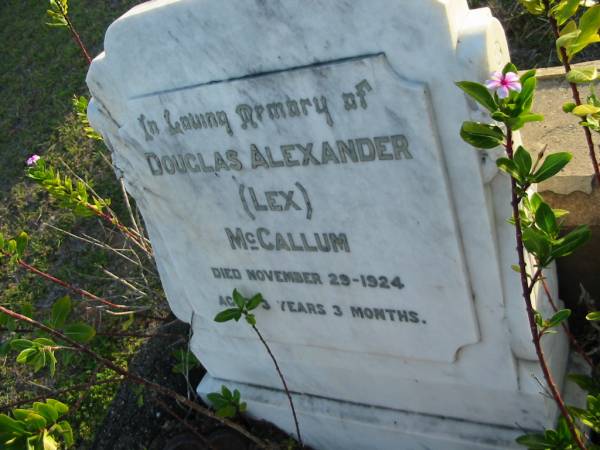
[55,0,92,65]
[251,324,302,446]
[541,278,594,368]
[0,306,268,449]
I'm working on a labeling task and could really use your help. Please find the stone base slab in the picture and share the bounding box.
[198,375,528,450]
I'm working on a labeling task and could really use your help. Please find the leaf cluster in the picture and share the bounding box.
[457,63,541,145]
[206,386,247,419]
[46,0,69,28]
[214,289,264,326]
[27,159,110,218]
[518,192,590,267]
[556,5,600,62]
[72,96,103,141]
[0,231,29,265]
[0,399,73,450]
[8,296,95,376]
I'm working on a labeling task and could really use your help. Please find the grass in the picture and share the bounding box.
[0,1,166,447]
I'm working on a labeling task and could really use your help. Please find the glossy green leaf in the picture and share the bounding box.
[460,122,504,149]
[455,81,497,112]
[547,309,571,328]
[43,431,58,450]
[245,314,256,326]
[522,228,552,264]
[513,146,533,178]
[496,157,521,180]
[562,102,576,112]
[246,294,263,310]
[232,289,245,309]
[586,311,600,321]
[535,202,558,236]
[551,225,591,259]
[16,348,38,364]
[33,403,58,424]
[532,152,572,182]
[503,62,518,74]
[214,308,241,323]
[518,0,546,15]
[566,67,598,84]
[56,421,73,446]
[0,414,27,434]
[572,103,600,116]
[516,76,537,114]
[552,0,581,25]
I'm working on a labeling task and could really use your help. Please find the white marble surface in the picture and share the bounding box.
[87,0,571,447]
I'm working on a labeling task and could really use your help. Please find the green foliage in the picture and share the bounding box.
[534,308,572,336]
[72,96,102,141]
[171,348,199,375]
[214,289,264,326]
[556,5,600,62]
[518,0,547,15]
[456,64,542,137]
[517,417,579,449]
[46,0,69,28]
[27,159,110,218]
[0,399,72,449]
[0,231,29,264]
[565,67,599,84]
[207,385,247,419]
[11,338,59,377]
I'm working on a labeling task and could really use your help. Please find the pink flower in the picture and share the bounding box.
[485,71,522,99]
[26,154,40,166]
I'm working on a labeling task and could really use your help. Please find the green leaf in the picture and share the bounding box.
[56,421,73,446]
[568,373,600,394]
[63,323,95,343]
[15,232,28,259]
[515,433,552,449]
[206,393,227,409]
[535,202,558,237]
[33,402,58,424]
[547,309,571,328]
[455,81,498,112]
[16,348,38,364]
[578,5,600,44]
[496,157,521,180]
[551,225,591,259]
[516,76,537,114]
[51,296,71,329]
[10,339,34,351]
[586,311,600,321]
[216,405,237,418]
[246,294,263,310]
[566,67,598,84]
[31,350,47,372]
[513,146,533,179]
[0,414,27,434]
[460,122,504,149]
[532,152,572,182]
[214,308,241,323]
[572,104,600,116]
[503,62,518,74]
[221,385,232,399]
[518,0,546,15]
[552,0,581,26]
[232,289,245,309]
[23,412,46,430]
[522,228,552,264]
[562,102,576,112]
[245,314,256,326]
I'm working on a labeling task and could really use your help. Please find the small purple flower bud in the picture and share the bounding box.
[26,154,41,166]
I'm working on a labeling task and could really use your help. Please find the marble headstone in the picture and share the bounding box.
[87,1,572,449]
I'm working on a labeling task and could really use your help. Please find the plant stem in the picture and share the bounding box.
[505,128,587,449]
[542,0,600,186]
[541,277,594,368]
[251,324,303,447]
[55,1,92,65]
[0,305,268,449]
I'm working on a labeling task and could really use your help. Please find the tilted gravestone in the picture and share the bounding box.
[87,1,573,448]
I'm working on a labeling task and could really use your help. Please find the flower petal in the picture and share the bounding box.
[504,72,520,83]
[508,81,522,92]
[485,80,501,89]
[489,71,503,81]
[497,85,509,99]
